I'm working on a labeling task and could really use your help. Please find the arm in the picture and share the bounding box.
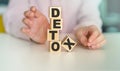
[74,0,106,49]
[74,0,102,32]
[3,0,30,40]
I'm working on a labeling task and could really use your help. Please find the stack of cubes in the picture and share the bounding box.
[47,7,77,52]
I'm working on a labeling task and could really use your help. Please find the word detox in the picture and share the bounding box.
[47,7,77,52]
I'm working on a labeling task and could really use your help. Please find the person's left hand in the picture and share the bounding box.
[75,25,106,49]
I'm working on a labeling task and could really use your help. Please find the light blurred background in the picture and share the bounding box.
[0,0,120,33]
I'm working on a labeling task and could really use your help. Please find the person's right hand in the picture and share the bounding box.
[22,6,50,44]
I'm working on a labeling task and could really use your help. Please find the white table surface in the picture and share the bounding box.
[0,33,120,71]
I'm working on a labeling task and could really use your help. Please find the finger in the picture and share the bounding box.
[21,27,31,36]
[34,8,43,18]
[91,40,106,49]
[82,37,88,47]
[23,18,33,28]
[79,35,88,47]
[30,6,42,18]
[24,10,35,18]
[88,30,100,43]
[29,11,35,18]
[30,6,37,12]
[90,34,104,46]
[24,11,30,18]
[97,40,106,48]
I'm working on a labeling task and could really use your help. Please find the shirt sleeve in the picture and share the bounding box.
[3,0,30,40]
[74,0,102,32]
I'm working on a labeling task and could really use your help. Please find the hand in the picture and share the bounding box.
[22,6,50,44]
[75,25,106,49]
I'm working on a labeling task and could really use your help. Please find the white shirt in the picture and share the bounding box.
[3,0,102,40]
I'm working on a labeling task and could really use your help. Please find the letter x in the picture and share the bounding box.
[64,38,75,50]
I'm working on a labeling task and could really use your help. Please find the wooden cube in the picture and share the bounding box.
[49,7,61,18]
[61,35,77,52]
[50,18,62,30]
[47,29,59,41]
[50,41,61,52]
